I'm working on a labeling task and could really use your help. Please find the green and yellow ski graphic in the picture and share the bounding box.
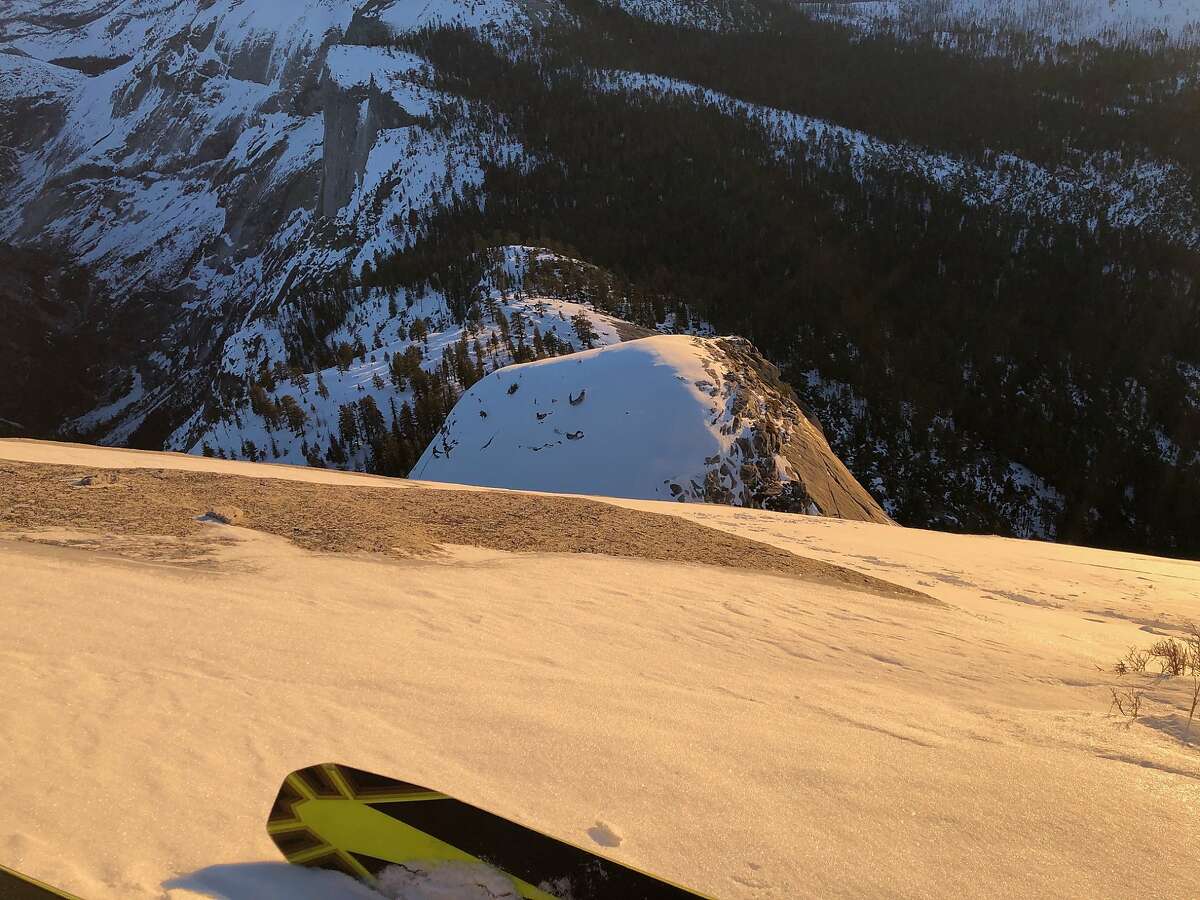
[267,763,711,899]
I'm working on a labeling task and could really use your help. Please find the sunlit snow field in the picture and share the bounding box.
[1,440,1198,899]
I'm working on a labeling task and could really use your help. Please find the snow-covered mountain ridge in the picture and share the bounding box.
[171,245,659,469]
[595,69,1200,248]
[0,1,527,295]
[415,333,892,520]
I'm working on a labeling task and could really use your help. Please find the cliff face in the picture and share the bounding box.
[319,74,420,218]
[704,337,892,522]
[0,2,499,448]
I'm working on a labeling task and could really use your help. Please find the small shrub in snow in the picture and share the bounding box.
[1108,622,1200,742]
[1108,686,1144,725]
[1112,647,1151,675]
[1147,633,1197,677]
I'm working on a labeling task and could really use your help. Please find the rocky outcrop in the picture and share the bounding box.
[701,337,891,523]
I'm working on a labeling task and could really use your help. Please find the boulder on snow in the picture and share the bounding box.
[74,472,120,488]
[201,506,245,526]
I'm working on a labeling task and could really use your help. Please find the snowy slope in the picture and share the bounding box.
[370,0,559,34]
[597,0,768,30]
[0,4,509,292]
[0,1,539,448]
[415,336,736,497]
[1,0,359,82]
[596,69,1200,247]
[575,0,1200,42]
[414,334,892,520]
[172,246,650,467]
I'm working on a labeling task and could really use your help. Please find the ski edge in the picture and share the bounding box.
[0,862,83,900]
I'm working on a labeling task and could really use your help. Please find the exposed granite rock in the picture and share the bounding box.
[319,70,421,217]
[696,336,892,524]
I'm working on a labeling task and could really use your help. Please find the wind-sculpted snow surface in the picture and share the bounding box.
[3,441,1199,900]
[414,333,892,521]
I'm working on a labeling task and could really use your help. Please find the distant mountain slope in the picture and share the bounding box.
[599,0,768,30]
[0,243,175,439]
[805,0,1200,47]
[413,333,892,521]
[595,68,1199,248]
[0,0,544,450]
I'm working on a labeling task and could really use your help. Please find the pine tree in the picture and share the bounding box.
[358,395,387,443]
[279,394,308,434]
[338,403,360,449]
[326,434,347,466]
[570,312,597,349]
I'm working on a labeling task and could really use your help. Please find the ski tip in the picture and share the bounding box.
[267,763,452,882]
[266,763,716,900]
[269,762,446,827]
